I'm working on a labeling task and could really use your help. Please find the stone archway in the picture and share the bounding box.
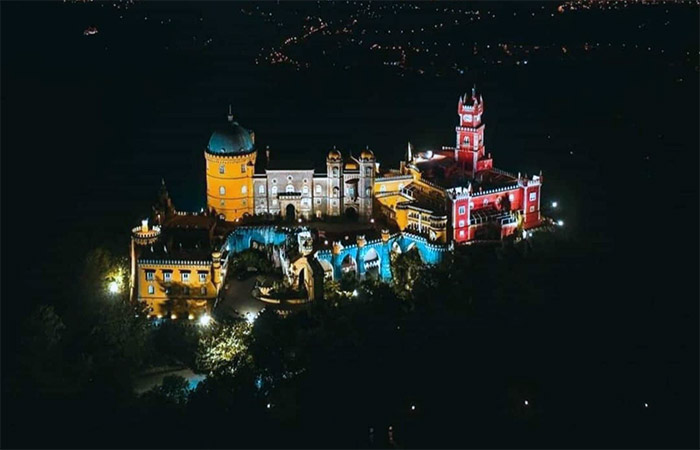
[363,247,381,279]
[285,204,296,222]
[344,207,358,221]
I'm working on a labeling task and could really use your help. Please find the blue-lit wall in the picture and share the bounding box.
[224,227,448,282]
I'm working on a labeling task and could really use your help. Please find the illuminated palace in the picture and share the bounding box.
[130,89,546,318]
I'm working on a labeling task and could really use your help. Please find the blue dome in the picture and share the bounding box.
[207,122,254,154]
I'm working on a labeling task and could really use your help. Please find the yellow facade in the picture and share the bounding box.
[205,151,256,222]
[136,261,221,318]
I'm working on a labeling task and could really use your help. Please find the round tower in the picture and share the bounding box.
[205,106,257,222]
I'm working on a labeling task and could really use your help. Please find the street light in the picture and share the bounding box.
[108,281,120,294]
[199,314,212,326]
[551,201,558,208]
[557,220,564,227]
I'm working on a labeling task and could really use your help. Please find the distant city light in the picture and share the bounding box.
[171,314,177,320]
[108,281,120,294]
[188,314,195,320]
[524,400,529,406]
[298,218,302,223]
[267,403,271,409]
[411,405,416,411]
[352,289,359,297]
[370,218,375,223]
[557,220,564,227]
[644,403,649,408]
[551,201,558,208]
[199,314,212,326]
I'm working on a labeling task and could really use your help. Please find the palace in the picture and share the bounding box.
[129,89,547,318]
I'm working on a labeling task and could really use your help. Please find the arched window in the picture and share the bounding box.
[315,184,322,195]
[241,185,247,194]
[219,164,225,174]
[463,136,470,146]
[365,188,371,196]
[271,186,278,195]
[258,184,265,194]
[219,186,226,195]
[398,183,404,191]
[380,184,387,192]
[286,184,294,193]
[332,167,339,176]
[302,186,309,195]
[240,164,246,174]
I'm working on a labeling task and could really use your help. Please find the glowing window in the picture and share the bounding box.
[483,198,489,205]
[241,185,247,194]
[219,186,226,195]
[271,186,278,195]
[219,164,225,174]
[240,164,246,174]
[529,192,537,201]
[145,271,154,281]
[380,185,387,192]
[315,185,322,194]
[332,167,339,176]
[509,194,514,202]
[199,273,206,282]
[148,285,155,295]
[302,186,309,195]
[459,230,465,238]
[458,220,465,227]
[458,206,466,215]
[163,272,172,282]
[258,184,265,194]
[398,183,404,191]
[286,184,294,193]
[181,272,190,283]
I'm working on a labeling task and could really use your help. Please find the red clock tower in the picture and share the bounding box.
[455,86,486,173]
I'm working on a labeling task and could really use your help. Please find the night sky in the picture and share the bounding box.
[2,1,698,447]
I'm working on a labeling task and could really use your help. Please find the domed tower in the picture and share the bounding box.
[358,147,376,220]
[205,106,257,221]
[326,147,343,216]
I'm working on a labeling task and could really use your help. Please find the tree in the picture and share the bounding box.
[196,320,252,374]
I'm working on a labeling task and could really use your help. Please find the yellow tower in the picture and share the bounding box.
[205,106,257,221]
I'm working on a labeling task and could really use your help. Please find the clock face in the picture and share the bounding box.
[462,114,472,123]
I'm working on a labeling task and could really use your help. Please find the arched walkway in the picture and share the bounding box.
[344,207,358,221]
[285,204,296,222]
[363,247,381,279]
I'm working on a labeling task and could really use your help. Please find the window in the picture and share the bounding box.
[220,199,225,207]
[380,185,386,192]
[182,272,190,283]
[148,285,155,295]
[200,286,207,295]
[145,271,155,281]
[463,136,470,146]
[365,188,371,196]
[240,163,246,174]
[199,273,207,282]
[315,184,322,195]
[258,184,265,194]
[458,206,466,215]
[458,220,465,227]
[315,198,321,205]
[529,192,537,201]
[303,178,308,184]
[365,167,371,176]
[286,185,294,193]
[219,164,225,174]
[302,186,309,195]
[332,167,339,176]
[241,185,247,194]
[509,194,514,202]
[398,183,404,191]
[287,175,293,182]
[271,178,277,184]
[163,271,172,282]
[483,198,489,205]
[347,187,354,197]
[271,186,278,195]
[529,206,535,212]
[219,186,226,195]
[459,230,465,238]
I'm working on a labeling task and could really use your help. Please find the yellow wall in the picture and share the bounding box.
[205,151,256,221]
[136,262,221,318]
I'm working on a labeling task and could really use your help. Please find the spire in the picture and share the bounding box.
[227,104,234,123]
[407,141,413,162]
